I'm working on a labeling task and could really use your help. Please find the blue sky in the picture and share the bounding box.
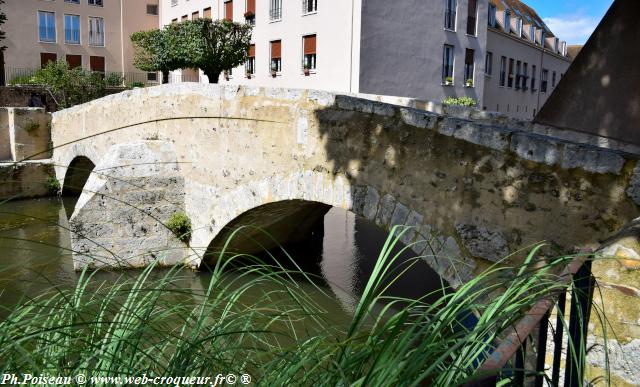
[524,0,614,45]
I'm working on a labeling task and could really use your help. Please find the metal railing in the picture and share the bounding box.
[4,67,160,87]
[466,257,595,386]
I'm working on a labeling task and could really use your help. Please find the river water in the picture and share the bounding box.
[0,198,446,314]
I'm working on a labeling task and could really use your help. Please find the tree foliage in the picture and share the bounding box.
[15,61,107,109]
[131,19,252,84]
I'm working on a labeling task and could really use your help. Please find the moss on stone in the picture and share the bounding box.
[166,212,191,244]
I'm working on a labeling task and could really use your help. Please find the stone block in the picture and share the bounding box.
[400,107,438,129]
[561,144,625,175]
[362,186,380,221]
[510,132,561,165]
[455,223,509,262]
[375,193,396,228]
[452,122,511,151]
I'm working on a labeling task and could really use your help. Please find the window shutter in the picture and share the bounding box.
[90,56,105,72]
[66,55,82,69]
[249,44,255,57]
[225,1,233,20]
[303,35,316,55]
[40,53,57,68]
[247,0,256,13]
[271,41,281,59]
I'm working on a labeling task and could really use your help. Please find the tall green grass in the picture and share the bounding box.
[0,226,593,386]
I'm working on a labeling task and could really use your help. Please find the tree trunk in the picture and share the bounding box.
[203,70,221,84]
[162,71,169,84]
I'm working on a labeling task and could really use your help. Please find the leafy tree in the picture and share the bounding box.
[131,29,181,84]
[131,19,252,84]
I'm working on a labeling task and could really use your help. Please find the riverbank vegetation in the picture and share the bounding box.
[0,226,601,386]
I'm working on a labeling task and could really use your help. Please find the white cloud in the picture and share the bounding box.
[543,15,600,45]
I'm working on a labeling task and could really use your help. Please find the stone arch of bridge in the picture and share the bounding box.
[186,170,473,288]
[61,155,96,219]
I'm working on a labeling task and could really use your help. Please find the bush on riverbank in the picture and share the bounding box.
[0,227,599,385]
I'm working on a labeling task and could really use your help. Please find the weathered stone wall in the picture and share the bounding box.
[0,161,55,200]
[51,84,640,285]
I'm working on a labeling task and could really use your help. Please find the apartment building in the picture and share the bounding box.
[160,0,571,119]
[483,0,572,119]
[2,0,159,80]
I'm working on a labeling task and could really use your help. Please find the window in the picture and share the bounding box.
[303,34,316,70]
[515,60,521,89]
[444,0,456,30]
[531,65,537,91]
[488,3,496,27]
[504,10,510,34]
[270,0,282,21]
[171,0,178,6]
[270,40,282,72]
[246,44,256,75]
[245,0,256,24]
[552,71,557,87]
[203,7,212,19]
[192,11,200,20]
[147,72,158,82]
[171,18,178,23]
[224,1,233,21]
[303,0,317,14]
[89,56,105,73]
[64,14,81,44]
[499,56,506,86]
[507,58,514,88]
[464,49,474,85]
[485,51,492,75]
[88,0,103,6]
[442,44,454,83]
[529,26,535,42]
[522,63,528,90]
[40,53,57,68]
[541,69,548,93]
[466,0,477,35]
[64,0,80,3]
[38,11,56,43]
[147,4,159,15]
[516,18,522,37]
[66,54,82,69]
[88,17,104,46]
[181,15,188,22]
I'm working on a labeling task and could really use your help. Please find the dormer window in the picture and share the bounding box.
[488,3,497,27]
[504,10,511,34]
[554,37,559,52]
[530,26,535,42]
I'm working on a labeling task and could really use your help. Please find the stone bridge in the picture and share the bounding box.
[51,84,640,288]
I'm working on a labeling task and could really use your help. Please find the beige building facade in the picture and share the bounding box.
[2,0,159,82]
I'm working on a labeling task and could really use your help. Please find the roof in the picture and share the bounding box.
[492,0,555,37]
[567,45,583,60]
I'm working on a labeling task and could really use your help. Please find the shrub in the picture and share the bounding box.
[45,176,61,196]
[104,72,124,87]
[22,120,40,134]
[166,212,191,243]
[9,75,39,86]
[30,61,106,109]
[443,96,477,107]
[128,81,145,88]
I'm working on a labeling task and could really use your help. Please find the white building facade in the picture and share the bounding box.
[159,0,572,119]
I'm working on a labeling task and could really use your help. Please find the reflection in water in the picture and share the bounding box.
[0,199,448,316]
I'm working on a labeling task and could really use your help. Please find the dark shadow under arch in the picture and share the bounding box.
[61,156,96,219]
[203,199,452,307]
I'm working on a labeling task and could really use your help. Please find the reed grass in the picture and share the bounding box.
[0,224,598,386]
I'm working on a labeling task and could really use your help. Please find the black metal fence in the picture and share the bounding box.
[467,259,596,387]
